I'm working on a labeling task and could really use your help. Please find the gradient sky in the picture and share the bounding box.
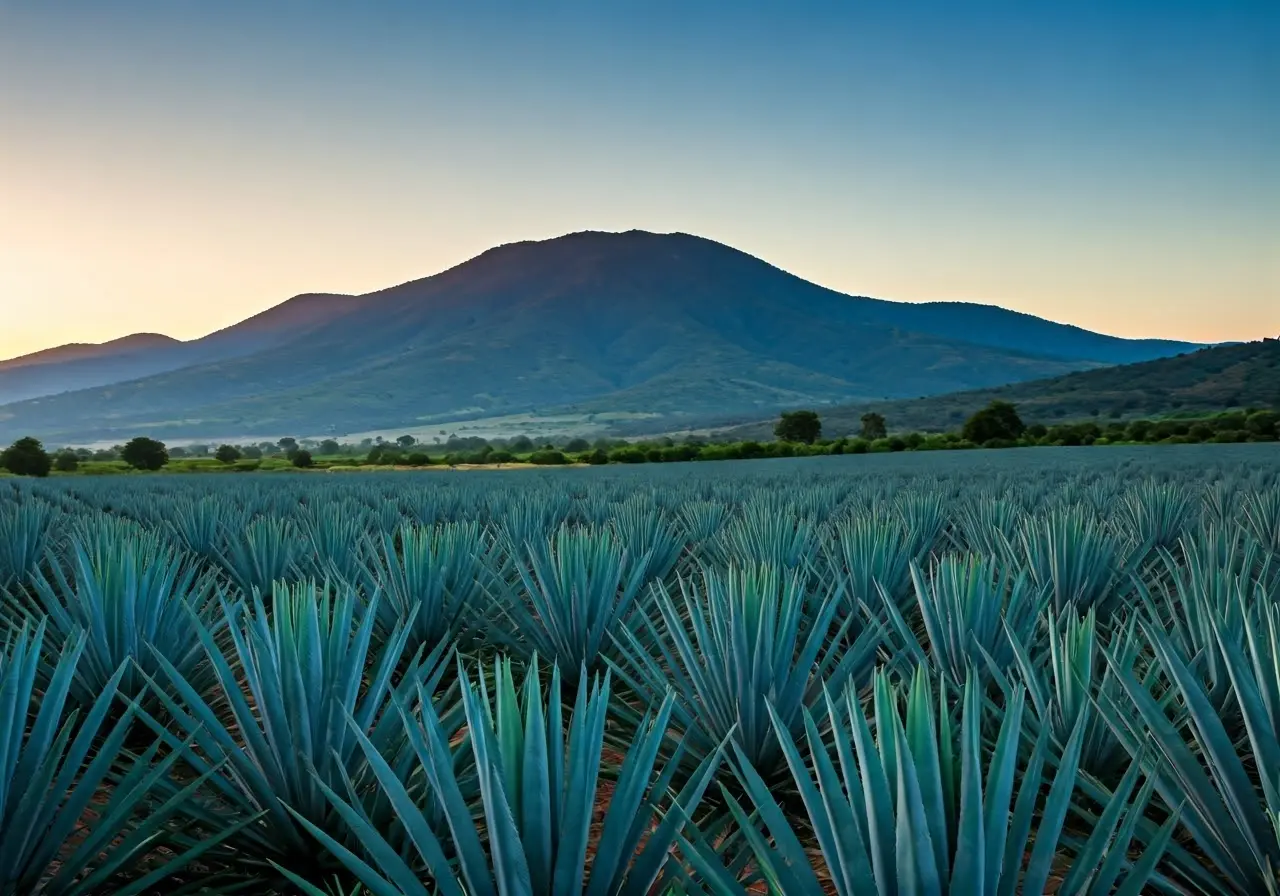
[1,0,1276,359]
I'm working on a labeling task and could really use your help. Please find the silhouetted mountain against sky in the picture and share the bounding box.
[0,230,1204,443]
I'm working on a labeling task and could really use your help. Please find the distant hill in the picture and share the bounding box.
[0,333,179,372]
[0,294,355,406]
[0,230,1204,444]
[717,338,1280,440]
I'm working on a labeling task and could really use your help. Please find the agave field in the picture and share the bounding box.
[1,445,1279,895]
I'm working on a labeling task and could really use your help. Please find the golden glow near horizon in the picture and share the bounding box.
[1,4,1275,360]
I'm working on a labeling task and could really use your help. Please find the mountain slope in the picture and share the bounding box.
[0,230,1205,443]
[0,293,356,405]
[717,338,1280,440]
[0,333,179,372]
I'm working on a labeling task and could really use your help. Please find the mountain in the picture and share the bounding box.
[0,333,180,372]
[0,293,356,405]
[715,338,1280,440]
[0,230,1204,444]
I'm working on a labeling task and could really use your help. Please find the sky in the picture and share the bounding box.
[0,0,1276,359]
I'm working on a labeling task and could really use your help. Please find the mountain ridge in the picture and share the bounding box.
[0,229,1207,444]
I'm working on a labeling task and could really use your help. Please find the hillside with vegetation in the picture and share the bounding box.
[0,230,1201,444]
[720,337,1280,440]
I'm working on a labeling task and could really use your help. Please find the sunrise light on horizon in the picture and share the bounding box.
[1,0,1275,359]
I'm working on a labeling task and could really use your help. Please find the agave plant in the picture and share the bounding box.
[678,500,728,546]
[1115,480,1199,565]
[707,505,818,571]
[1242,486,1280,557]
[1013,505,1127,615]
[493,523,650,681]
[682,670,1176,896]
[612,563,881,780]
[0,498,54,591]
[823,514,916,618]
[1101,601,1280,894]
[611,499,685,586]
[1134,532,1262,713]
[280,657,722,896]
[299,502,374,585]
[24,521,222,707]
[949,494,1023,558]
[882,555,1046,688]
[166,495,235,562]
[217,514,303,597]
[1005,609,1153,778]
[895,489,950,559]
[139,579,449,877]
[359,521,493,656]
[0,621,236,895]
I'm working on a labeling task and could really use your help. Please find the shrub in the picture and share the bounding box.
[528,449,568,465]
[774,410,822,444]
[53,451,79,472]
[121,436,168,471]
[1,437,51,477]
[291,449,314,468]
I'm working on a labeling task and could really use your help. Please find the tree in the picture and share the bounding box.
[1,437,52,477]
[962,401,1026,444]
[277,437,298,454]
[396,435,416,449]
[291,449,314,468]
[215,444,242,464]
[564,437,591,453]
[774,410,822,444]
[509,436,534,453]
[242,445,264,459]
[121,437,169,471]
[54,451,80,472]
[318,439,341,455]
[859,412,887,441]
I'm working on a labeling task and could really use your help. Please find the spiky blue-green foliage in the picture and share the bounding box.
[0,621,236,895]
[682,669,1175,896]
[950,494,1023,558]
[823,515,916,617]
[23,521,221,707]
[883,555,1046,688]
[0,498,53,590]
[361,521,492,656]
[280,657,722,896]
[896,489,950,559]
[217,514,303,597]
[1013,506,1126,615]
[299,502,375,585]
[1116,480,1199,562]
[1102,602,1280,895]
[1134,531,1265,712]
[1006,609,1151,777]
[613,564,881,778]
[494,524,650,680]
[708,504,817,570]
[610,499,685,585]
[678,500,728,545]
[139,579,448,876]
[166,495,236,561]
[1242,486,1280,557]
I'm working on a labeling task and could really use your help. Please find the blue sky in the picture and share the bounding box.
[0,0,1275,356]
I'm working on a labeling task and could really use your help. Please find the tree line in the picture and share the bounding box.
[3,402,1277,477]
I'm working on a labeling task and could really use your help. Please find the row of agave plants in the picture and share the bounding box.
[0,453,1278,894]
